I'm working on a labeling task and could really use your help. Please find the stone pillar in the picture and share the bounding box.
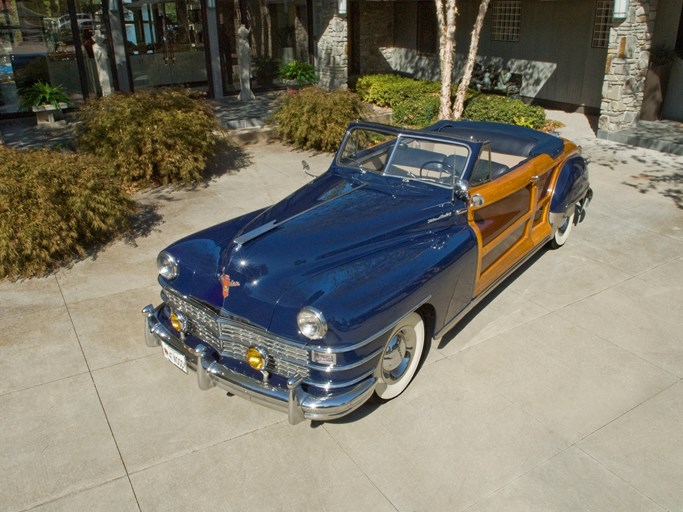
[315,1,347,90]
[598,0,657,134]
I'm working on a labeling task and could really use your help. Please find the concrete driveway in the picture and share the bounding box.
[2,116,682,512]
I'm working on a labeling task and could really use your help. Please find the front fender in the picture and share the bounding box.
[270,222,477,351]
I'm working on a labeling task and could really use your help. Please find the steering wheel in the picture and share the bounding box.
[419,160,454,180]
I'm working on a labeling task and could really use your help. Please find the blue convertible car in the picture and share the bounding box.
[143,120,591,424]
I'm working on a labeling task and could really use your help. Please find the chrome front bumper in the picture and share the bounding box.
[142,304,377,425]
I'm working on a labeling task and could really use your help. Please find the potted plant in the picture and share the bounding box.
[278,60,317,95]
[20,81,72,127]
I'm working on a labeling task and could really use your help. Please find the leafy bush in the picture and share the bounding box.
[355,74,440,108]
[0,147,135,279]
[74,89,220,187]
[392,94,440,128]
[462,92,546,129]
[278,60,317,84]
[272,87,371,152]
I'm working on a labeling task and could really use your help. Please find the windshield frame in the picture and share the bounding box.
[336,124,473,190]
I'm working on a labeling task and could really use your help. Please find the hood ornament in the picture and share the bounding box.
[219,274,241,298]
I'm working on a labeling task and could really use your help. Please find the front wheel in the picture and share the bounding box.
[375,312,425,400]
[550,210,575,249]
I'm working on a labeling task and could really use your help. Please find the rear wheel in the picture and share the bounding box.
[550,210,575,249]
[375,312,425,400]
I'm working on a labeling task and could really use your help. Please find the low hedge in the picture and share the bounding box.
[356,74,547,130]
[391,94,441,128]
[356,74,441,108]
[0,147,135,279]
[462,91,546,129]
[74,88,220,187]
[272,87,371,152]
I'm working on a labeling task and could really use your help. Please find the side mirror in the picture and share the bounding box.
[302,160,319,178]
[454,179,470,202]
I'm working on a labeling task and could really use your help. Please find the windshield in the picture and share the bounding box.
[337,127,470,188]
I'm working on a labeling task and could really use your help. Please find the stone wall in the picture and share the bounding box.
[599,0,658,133]
[315,1,348,90]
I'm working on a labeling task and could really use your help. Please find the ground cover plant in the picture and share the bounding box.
[74,88,220,187]
[0,146,135,279]
[272,87,371,152]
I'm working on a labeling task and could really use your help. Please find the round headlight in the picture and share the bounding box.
[157,251,178,280]
[297,307,327,340]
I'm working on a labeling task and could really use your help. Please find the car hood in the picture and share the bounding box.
[211,171,453,329]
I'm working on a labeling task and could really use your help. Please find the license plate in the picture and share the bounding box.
[162,341,187,373]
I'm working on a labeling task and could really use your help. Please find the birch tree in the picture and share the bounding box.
[435,0,458,119]
[452,0,491,118]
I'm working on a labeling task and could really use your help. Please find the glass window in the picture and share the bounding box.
[491,0,521,43]
[1,0,112,114]
[122,0,207,89]
[337,127,471,188]
[338,128,397,173]
[416,0,437,54]
[592,0,613,49]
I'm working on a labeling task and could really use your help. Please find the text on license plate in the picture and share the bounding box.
[162,341,187,373]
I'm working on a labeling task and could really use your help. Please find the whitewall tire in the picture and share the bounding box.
[375,312,425,400]
[550,210,575,249]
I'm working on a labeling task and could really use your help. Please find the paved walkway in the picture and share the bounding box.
[1,104,683,511]
[0,92,284,149]
[600,119,683,156]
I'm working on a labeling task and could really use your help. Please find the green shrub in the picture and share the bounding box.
[355,74,440,108]
[392,94,440,128]
[74,89,220,187]
[272,87,371,152]
[0,147,135,279]
[462,92,546,129]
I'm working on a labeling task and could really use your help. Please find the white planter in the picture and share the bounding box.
[32,103,69,127]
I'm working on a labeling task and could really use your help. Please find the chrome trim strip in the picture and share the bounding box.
[304,367,377,391]
[308,296,432,355]
[307,346,384,373]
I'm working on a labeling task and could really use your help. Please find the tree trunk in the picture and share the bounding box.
[436,0,458,120]
[453,0,491,119]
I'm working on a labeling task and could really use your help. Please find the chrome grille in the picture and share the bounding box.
[164,290,309,379]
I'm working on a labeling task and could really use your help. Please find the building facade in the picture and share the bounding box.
[1,0,682,133]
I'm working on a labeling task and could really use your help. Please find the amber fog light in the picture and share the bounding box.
[169,311,187,333]
[246,346,268,371]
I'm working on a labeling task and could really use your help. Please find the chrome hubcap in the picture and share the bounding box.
[382,327,416,384]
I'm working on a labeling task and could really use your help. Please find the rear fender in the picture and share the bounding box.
[550,156,590,215]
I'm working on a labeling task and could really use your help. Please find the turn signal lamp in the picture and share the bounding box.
[246,346,268,371]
